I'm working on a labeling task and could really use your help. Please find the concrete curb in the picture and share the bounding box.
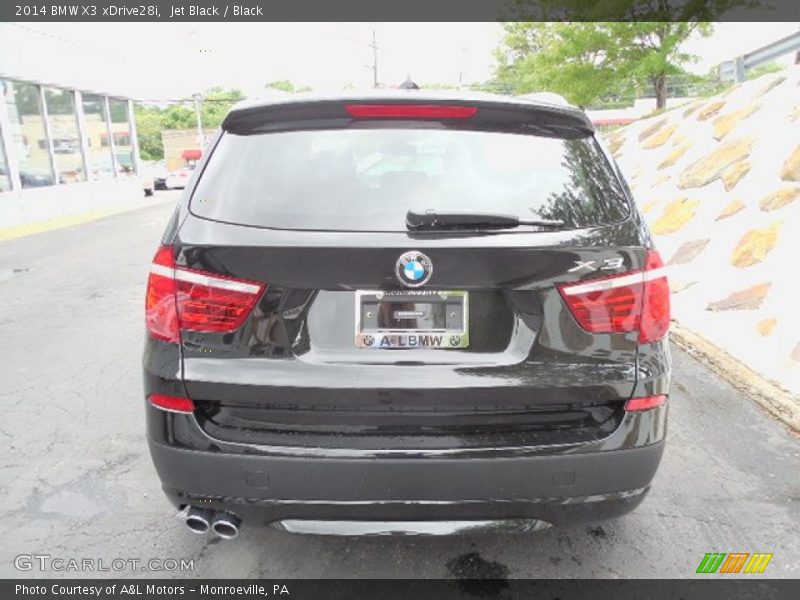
[670,321,800,433]
[0,196,176,243]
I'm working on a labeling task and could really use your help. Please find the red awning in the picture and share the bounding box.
[182,149,202,160]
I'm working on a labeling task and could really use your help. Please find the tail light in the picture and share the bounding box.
[558,250,670,344]
[625,395,667,412]
[145,245,266,344]
[148,394,195,414]
[346,104,478,119]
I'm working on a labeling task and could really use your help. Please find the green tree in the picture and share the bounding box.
[108,98,129,122]
[133,105,165,160]
[12,82,41,115]
[495,22,628,108]
[159,103,195,130]
[158,88,245,130]
[746,61,785,80]
[494,1,754,109]
[265,80,312,93]
[199,87,245,128]
[418,82,459,90]
[133,87,245,160]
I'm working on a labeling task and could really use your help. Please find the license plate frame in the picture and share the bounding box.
[355,290,469,349]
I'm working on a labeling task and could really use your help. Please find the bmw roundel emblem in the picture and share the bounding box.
[396,251,433,288]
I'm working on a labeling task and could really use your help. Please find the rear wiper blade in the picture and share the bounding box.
[406,209,565,231]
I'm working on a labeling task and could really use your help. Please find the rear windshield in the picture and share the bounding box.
[190,128,629,232]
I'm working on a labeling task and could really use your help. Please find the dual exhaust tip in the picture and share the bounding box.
[184,506,241,539]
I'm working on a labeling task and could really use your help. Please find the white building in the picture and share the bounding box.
[0,24,146,229]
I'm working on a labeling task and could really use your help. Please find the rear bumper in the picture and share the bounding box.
[144,336,668,529]
[148,435,664,527]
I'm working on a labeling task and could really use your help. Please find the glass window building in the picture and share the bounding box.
[0,78,140,193]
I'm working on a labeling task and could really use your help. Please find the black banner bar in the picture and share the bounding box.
[2,0,799,22]
[4,579,800,600]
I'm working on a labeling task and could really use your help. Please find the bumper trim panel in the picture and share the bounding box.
[149,438,665,503]
[270,518,552,536]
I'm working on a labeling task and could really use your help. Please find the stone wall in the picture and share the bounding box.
[606,68,800,395]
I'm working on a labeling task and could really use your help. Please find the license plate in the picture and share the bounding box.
[355,290,469,349]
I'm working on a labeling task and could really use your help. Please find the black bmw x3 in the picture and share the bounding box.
[143,91,670,538]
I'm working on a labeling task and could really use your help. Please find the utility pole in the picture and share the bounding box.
[193,92,204,150]
[370,28,379,89]
[458,46,469,91]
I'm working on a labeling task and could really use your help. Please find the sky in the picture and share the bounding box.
[1,22,797,101]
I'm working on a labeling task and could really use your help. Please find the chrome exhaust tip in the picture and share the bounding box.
[211,511,241,539]
[184,507,213,535]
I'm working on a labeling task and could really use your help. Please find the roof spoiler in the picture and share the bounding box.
[222,98,595,139]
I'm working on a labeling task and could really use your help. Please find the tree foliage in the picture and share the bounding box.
[134,87,245,160]
[494,1,755,108]
[746,61,785,80]
[134,105,165,161]
[265,80,312,93]
[495,22,708,109]
[157,87,246,130]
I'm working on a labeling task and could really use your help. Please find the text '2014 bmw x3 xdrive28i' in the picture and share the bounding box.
[143,92,670,538]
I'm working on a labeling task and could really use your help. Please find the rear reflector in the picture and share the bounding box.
[148,394,195,414]
[558,250,670,344]
[346,104,478,119]
[145,245,266,343]
[625,395,667,412]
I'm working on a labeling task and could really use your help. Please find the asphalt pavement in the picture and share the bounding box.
[1,194,798,579]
